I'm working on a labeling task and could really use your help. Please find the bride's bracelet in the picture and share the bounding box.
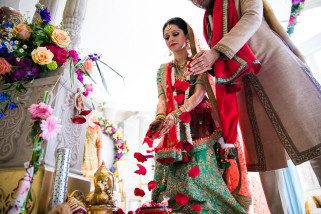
[155,113,166,121]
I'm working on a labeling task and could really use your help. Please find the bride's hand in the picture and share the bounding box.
[159,113,176,137]
[147,119,164,137]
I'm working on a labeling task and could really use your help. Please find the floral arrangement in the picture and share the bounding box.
[0,4,122,119]
[8,91,61,213]
[95,117,129,174]
[287,0,305,35]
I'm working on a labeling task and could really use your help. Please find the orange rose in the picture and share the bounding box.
[51,29,71,48]
[0,58,12,75]
[31,47,54,65]
[83,59,93,72]
[13,23,32,40]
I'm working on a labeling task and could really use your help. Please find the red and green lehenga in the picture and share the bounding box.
[151,62,247,213]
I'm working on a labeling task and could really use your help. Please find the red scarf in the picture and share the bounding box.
[203,0,260,144]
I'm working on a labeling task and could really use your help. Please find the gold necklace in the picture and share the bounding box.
[174,59,188,70]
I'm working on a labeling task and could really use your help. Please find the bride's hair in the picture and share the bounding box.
[162,17,188,36]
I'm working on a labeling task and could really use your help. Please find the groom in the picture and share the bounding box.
[187,0,321,213]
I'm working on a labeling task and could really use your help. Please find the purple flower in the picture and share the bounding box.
[12,69,26,81]
[39,7,51,24]
[88,53,100,62]
[112,127,116,133]
[116,153,123,159]
[76,69,84,83]
[24,66,40,79]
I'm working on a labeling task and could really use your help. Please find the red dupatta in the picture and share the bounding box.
[203,0,261,144]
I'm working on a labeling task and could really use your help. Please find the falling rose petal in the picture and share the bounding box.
[146,149,155,153]
[134,188,145,197]
[134,152,154,163]
[174,94,185,104]
[128,211,134,214]
[115,208,125,214]
[134,164,147,175]
[191,204,202,212]
[175,193,189,205]
[146,131,153,138]
[178,112,191,123]
[188,166,200,178]
[148,180,157,191]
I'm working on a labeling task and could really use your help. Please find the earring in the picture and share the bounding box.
[169,51,172,56]
[186,40,191,50]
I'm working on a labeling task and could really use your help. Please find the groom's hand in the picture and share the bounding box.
[185,49,219,76]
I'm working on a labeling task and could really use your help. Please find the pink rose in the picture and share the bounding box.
[68,50,79,63]
[28,102,53,120]
[0,58,12,75]
[46,44,68,65]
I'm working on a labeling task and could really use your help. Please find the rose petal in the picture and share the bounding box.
[178,112,191,123]
[191,204,202,212]
[134,188,145,197]
[175,193,189,205]
[115,208,125,214]
[128,211,134,214]
[147,180,157,191]
[174,94,185,104]
[134,164,147,175]
[134,152,154,163]
[188,166,200,178]
[154,132,160,139]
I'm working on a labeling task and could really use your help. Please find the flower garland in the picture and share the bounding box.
[95,117,129,174]
[287,0,306,35]
[8,91,61,213]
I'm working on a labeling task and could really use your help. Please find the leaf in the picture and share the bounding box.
[98,59,124,81]
[69,59,74,85]
[95,61,109,93]
[81,64,97,84]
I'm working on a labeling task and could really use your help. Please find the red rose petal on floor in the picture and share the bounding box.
[174,94,185,104]
[128,211,134,214]
[191,204,202,212]
[175,193,189,205]
[148,180,157,191]
[134,188,145,197]
[178,112,191,123]
[188,166,200,178]
[134,164,147,175]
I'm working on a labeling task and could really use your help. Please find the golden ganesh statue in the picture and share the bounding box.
[85,162,116,214]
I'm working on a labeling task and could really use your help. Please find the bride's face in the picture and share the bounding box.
[163,24,188,53]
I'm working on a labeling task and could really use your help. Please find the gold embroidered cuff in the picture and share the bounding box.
[214,43,235,59]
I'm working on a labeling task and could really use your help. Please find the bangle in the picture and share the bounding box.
[172,109,182,123]
[155,113,166,121]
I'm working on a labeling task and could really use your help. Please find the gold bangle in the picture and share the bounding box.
[155,113,166,121]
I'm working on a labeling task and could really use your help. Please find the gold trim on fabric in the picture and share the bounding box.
[248,73,321,166]
[214,43,235,59]
[243,75,266,171]
[216,55,247,84]
[223,0,228,35]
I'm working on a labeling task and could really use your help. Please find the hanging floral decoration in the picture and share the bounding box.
[95,117,129,174]
[8,90,62,213]
[287,0,305,35]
